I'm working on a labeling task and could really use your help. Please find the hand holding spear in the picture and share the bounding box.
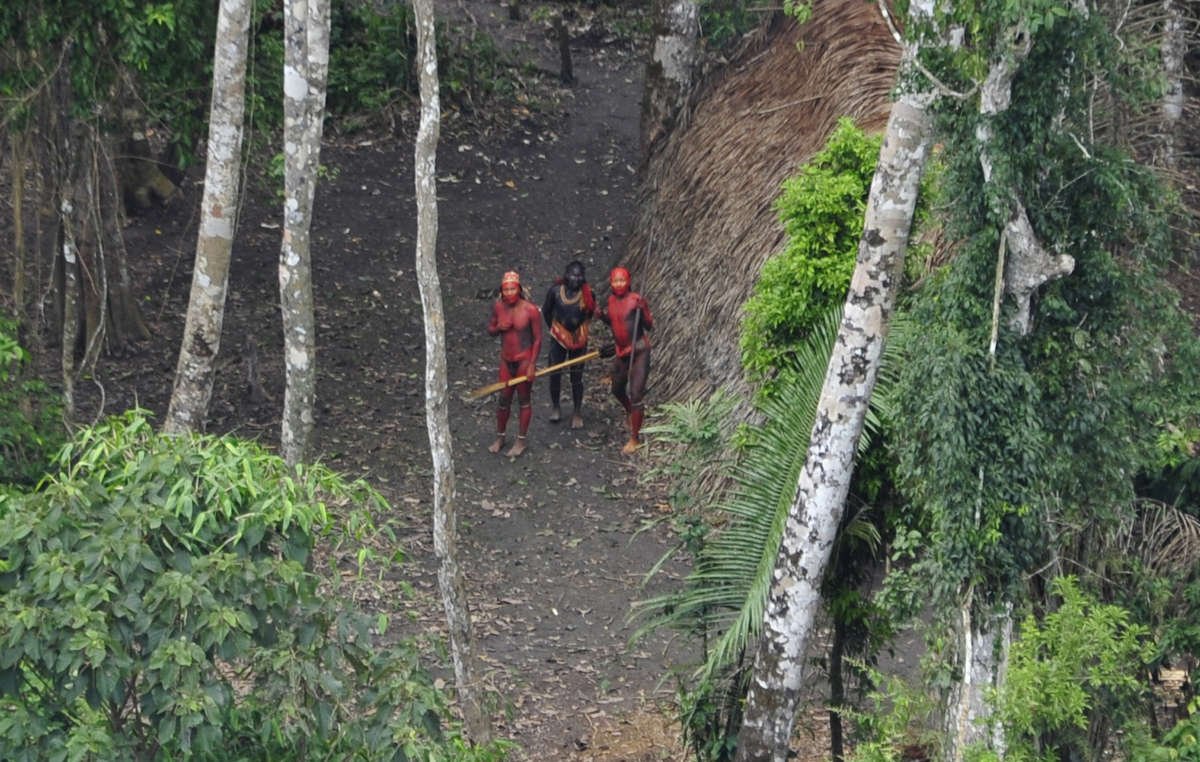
[466,349,600,400]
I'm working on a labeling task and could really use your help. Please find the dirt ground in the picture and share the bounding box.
[75,4,708,760]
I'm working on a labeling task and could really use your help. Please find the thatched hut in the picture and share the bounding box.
[623,3,901,406]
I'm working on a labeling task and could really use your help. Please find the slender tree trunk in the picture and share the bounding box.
[11,133,29,340]
[734,50,936,762]
[59,121,92,421]
[164,0,252,434]
[640,0,700,156]
[411,0,492,744]
[1160,0,1184,170]
[279,0,330,466]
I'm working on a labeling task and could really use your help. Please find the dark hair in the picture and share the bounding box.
[565,260,585,277]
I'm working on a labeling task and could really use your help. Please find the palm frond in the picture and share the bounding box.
[634,303,910,679]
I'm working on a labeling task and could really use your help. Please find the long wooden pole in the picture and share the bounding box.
[467,349,600,400]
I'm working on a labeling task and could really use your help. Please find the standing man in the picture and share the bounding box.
[599,266,653,454]
[487,270,542,457]
[542,260,596,429]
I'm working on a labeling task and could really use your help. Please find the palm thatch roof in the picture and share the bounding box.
[622,4,901,406]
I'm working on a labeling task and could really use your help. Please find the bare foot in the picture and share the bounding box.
[621,437,640,455]
[505,436,528,458]
[549,406,562,423]
[570,413,584,430]
[488,435,505,454]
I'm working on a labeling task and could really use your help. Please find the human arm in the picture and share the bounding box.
[525,303,543,378]
[636,296,654,331]
[487,302,512,336]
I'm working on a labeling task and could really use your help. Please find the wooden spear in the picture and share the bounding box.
[466,349,600,400]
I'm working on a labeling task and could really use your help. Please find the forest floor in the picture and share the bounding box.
[82,2,778,760]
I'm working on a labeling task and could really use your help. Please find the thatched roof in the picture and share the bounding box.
[623,3,901,406]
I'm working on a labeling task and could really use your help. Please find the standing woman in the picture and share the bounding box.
[599,266,653,454]
[542,260,596,429]
[486,270,542,457]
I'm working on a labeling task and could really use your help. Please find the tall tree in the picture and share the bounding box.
[164,0,252,434]
[279,0,330,466]
[410,0,492,743]
[734,6,938,758]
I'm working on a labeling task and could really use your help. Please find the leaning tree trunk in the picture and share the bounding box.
[734,36,936,762]
[279,0,330,467]
[640,0,700,156]
[411,0,491,743]
[164,0,252,434]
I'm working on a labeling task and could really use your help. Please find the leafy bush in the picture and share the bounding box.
[0,317,63,488]
[970,577,1154,761]
[0,411,508,761]
[740,118,881,387]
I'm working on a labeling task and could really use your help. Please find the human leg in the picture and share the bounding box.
[506,380,534,457]
[547,342,567,422]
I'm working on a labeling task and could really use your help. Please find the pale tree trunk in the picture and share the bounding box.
[279,0,330,467]
[1160,0,1184,169]
[164,0,252,434]
[734,59,936,762]
[411,0,492,743]
[944,597,1013,760]
[11,134,28,340]
[640,0,700,155]
[976,29,1073,338]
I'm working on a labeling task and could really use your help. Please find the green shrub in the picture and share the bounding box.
[0,411,509,761]
[0,317,63,488]
[970,577,1154,761]
[740,118,881,386]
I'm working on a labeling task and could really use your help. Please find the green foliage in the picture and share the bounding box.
[1132,699,1200,761]
[741,118,881,386]
[0,411,509,761]
[0,0,215,162]
[697,0,760,50]
[0,318,63,488]
[842,665,941,762]
[968,577,1153,762]
[328,1,417,116]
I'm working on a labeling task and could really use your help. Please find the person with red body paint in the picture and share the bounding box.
[486,270,542,457]
[598,266,653,454]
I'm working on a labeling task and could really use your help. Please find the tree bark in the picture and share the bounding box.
[164,0,252,434]
[1160,0,1184,170]
[279,0,330,467]
[10,133,29,343]
[976,29,1073,337]
[640,0,700,156]
[411,0,492,743]
[735,87,935,761]
[944,599,1012,760]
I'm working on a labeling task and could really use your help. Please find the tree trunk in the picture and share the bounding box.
[10,135,29,340]
[640,0,699,156]
[279,0,330,467]
[59,120,93,422]
[164,0,252,434]
[944,600,1012,760]
[411,0,492,744]
[1160,0,1184,170]
[734,49,936,762]
[976,28,1073,337]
